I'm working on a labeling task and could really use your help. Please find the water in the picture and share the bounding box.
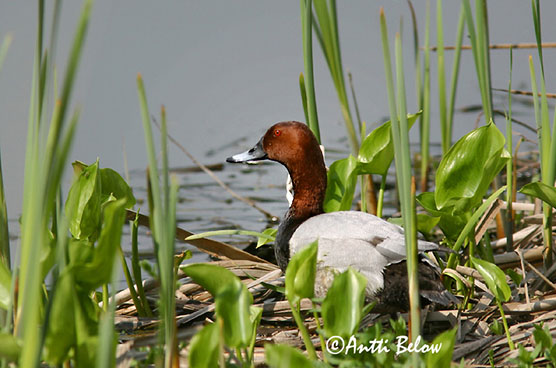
[1,1,555,266]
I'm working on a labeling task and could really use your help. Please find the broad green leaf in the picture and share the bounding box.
[215,279,254,348]
[416,192,467,240]
[0,333,21,362]
[44,271,76,364]
[324,155,359,212]
[99,168,135,208]
[257,228,277,248]
[322,268,367,338]
[0,260,11,310]
[435,123,509,212]
[471,256,511,302]
[183,263,238,296]
[73,198,127,289]
[520,182,556,208]
[425,328,457,368]
[188,322,220,368]
[66,159,102,240]
[265,343,313,368]
[285,240,318,303]
[358,112,420,176]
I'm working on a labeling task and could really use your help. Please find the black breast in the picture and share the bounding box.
[274,214,305,272]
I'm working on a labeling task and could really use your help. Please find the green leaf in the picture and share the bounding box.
[99,168,135,208]
[435,123,509,212]
[519,182,556,208]
[416,192,467,240]
[265,343,313,368]
[506,269,523,286]
[533,323,553,351]
[322,268,367,338]
[188,322,220,368]
[0,260,11,310]
[215,279,254,348]
[248,306,263,359]
[0,333,20,362]
[257,228,277,248]
[66,159,102,240]
[324,155,359,212]
[44,271,77,364]
[425,328,457,368]
[471,256,511,302]
[285,240,318,303]
[358,112,420,176]
[183,263,238,296]
[72,198,127,289]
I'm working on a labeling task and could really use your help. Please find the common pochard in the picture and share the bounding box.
[227,121,457,311]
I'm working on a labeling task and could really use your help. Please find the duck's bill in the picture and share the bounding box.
[226,139,268,163]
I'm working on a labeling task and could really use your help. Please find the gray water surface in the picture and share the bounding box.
[1,1,555,263]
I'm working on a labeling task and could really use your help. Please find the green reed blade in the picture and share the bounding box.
[130,214,152,316]
[312,0,358,153]
[420,0,431,191]
[462,0,491,123]
[300,0,320,143]
[0,34,11,267]
[0,152,8,271]
[531,0,544,75]
[505,48,514,252]
[446,6,465,147]
[395,30,420,346]
[530,0,554,266]
[299,73,310,125]
[407,0,421,108]
[436,0,448,153]
[18,1,92,366]
[96,263,119,368]
[476,0,493,120]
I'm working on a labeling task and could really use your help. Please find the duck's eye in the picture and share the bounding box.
[274,129,281,137]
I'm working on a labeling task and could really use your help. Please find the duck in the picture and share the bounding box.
[227,121,457,311]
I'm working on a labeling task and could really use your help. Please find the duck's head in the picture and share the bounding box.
[226,121,324,170]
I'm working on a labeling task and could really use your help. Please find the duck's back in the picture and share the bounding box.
[289,211,439,297]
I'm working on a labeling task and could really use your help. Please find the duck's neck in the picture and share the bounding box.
[274,151,327,271]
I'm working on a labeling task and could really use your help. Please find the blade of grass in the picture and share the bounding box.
[130,213,152,316]
[420,0,431,191]
[446,6,465,149]
[380,7,420,351]
[312,0,358,153]
[0,152,8,270]
[300,0,320,142]
[436,0,448,153]
[95,262,119,368]
[505,48,514,252]
[529,0,554,266]
[462,0,492,123]
[395,30,420,348]
[137,81,178,367]
[299,73,310,125]
[18,2,92,367]
[446,186,507,269]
